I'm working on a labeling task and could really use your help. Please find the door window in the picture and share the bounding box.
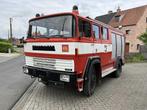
[101,27,108,40]
[79,19,91,37]
[92,25,100,40]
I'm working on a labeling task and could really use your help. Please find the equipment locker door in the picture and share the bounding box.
[112,33,117,59]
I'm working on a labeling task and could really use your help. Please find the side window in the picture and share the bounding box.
[92,25,100,40]
[101,27,108,40]
[79,19,91,37]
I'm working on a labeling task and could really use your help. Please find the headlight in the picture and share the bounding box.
[23,66,29,74]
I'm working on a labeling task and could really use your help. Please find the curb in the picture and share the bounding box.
[11,79,37,110]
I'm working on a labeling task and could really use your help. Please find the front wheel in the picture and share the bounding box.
[83,65,97,96]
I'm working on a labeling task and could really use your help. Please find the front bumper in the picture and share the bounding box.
[23,66,76,85]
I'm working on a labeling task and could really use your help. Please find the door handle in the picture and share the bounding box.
[104,45,107,52]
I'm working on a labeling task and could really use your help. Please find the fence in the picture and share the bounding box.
[140,45,147,60]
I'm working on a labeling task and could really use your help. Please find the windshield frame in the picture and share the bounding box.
[27,14,76,38]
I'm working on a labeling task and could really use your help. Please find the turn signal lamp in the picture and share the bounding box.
[62,45,69,52]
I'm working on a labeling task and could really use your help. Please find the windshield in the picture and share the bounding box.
[28,15,75,38]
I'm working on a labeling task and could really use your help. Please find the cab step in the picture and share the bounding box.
[102,67,116,77]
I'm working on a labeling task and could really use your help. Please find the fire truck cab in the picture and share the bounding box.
[23,6,125,96]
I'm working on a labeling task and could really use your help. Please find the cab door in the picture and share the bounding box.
[78,18,94,54]
[76,18,94,73]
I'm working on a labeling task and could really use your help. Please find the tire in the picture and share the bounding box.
[112,61,122,78]
[83,64,97,96]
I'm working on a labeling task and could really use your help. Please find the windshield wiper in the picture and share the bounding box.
[62,17,67,32]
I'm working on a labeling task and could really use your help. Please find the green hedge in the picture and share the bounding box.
[126,53,144,63]
[0,42,14,53]
[0,38,9,43]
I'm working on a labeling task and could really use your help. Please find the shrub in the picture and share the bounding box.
[0,38,10,43]
[126,53,144,63]
[0,42,14,53]
[138,32,147,45]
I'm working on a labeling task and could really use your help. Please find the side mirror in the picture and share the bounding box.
[22,40,27,44]
[20,37,26,44]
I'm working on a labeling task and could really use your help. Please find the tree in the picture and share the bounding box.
[138,32,147,45]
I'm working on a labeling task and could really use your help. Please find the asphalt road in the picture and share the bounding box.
[0,56,34,110]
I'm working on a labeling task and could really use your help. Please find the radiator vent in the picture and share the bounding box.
[32,45,55,51]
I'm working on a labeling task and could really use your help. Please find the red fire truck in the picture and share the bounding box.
[23,6,125,96]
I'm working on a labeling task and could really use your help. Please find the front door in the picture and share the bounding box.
[125,43,130,55]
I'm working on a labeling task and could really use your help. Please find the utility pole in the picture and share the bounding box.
[9,18,13,43]
[8,29,9,40]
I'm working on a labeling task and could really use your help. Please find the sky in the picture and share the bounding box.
[0,0,147,39]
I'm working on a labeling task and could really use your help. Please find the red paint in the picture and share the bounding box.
[25,52,74,59]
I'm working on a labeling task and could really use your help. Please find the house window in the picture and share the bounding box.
[137,44,140,50]
[115,15,121,22]
[101,27,108,40]
[79,19,91,37]
[126,30,131,35]
[92,25,100,40]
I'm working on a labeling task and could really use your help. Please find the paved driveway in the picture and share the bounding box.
[12,63,147,110]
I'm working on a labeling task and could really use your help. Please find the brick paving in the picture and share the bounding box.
[12,63,147,110]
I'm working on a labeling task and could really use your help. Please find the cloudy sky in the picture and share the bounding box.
[0,0,147,39]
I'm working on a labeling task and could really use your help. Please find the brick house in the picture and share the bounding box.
[95,5,147,54]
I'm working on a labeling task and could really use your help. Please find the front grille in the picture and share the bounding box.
[28,57,74,72]
[33,57,56,70]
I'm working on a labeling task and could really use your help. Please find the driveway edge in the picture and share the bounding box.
[11,79,37,110]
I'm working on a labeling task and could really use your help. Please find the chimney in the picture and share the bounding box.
[72,5,79,14]
[108,10,113,14]
[117,6,121,12]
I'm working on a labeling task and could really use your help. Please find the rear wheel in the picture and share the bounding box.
[83,65,97,96]
[112,61,122,78]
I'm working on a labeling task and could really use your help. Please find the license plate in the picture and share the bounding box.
[60,75,70,82]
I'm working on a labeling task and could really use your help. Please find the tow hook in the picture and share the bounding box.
[77,78,84,92]
[31,75,35,78]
